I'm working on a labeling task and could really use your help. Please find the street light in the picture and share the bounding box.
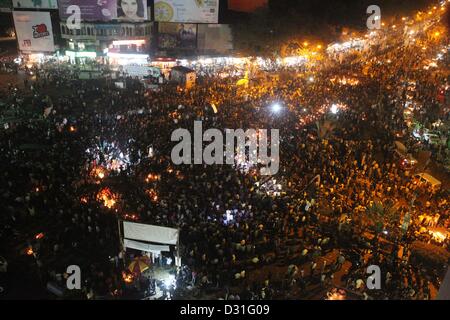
[330,104,339,114]
[271,103,282,114]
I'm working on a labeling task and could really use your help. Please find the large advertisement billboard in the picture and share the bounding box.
[154,0,218,23]
[58,0,117,21]
[116,0,148,21]
[58,0,148,22]
[158,22,196,49]
[13,11,55,52]
[12,0,58,9]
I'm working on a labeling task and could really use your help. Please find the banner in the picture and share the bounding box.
[124,239,170,253]
[58,0,148,21]
[121,65,155,78]
[158,22,196,49]
[12,0,58,9]
[13,11,55,52]
[58,0,117,21]
[197,24,233,53]
[155,0,218,23]
[123,221,179,245]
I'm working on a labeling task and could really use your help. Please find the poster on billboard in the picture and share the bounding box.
[116,0,148,21]
[13,11,55,52]
[158,22,196,49]
[58,0,117,21]
[58,0,148,22]
[0,0,12,12]
[123,221,179,245]
[154,0,218,23]
[12,0,58,9]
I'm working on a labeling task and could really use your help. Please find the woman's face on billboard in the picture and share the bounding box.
[121,0,139,18]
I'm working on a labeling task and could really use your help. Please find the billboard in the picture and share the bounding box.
[12,0,58,9]
[197,24,232,54]
[117,0,148,21]
[158,22,196,49]
[58,0,117,21]
[58,0,147,22]
[154,0,218,23]
[13,11,55,52]
[0,0,12,12]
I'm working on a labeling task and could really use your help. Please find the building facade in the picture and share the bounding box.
[60,21,153,64]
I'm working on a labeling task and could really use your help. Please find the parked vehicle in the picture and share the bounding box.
[394,141,418,170]
[413,173,442,191]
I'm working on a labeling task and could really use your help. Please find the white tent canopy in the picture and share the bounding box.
[123,221,179,246]
[121,221,180,265]
[123,239,170,254]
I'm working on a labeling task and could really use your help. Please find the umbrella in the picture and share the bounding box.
[128,256,150,274]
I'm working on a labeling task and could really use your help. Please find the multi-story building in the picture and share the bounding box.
[154,0,233,57]
[9,1,235,66]
[57,0,153,65]
[60,21,153,64]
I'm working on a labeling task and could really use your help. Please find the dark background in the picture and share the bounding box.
[0,0,442,55]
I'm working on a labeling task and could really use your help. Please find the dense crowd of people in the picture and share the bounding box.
[0,4,449,300]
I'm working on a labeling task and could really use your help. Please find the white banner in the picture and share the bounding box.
[155,0,219,23]
[13,11,55,52]
[123,221,179,245]
[124,238,170,253]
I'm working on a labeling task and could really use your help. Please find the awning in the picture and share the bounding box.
[123,221,179,245]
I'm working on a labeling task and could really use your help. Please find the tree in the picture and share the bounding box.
[365,200,400,241]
